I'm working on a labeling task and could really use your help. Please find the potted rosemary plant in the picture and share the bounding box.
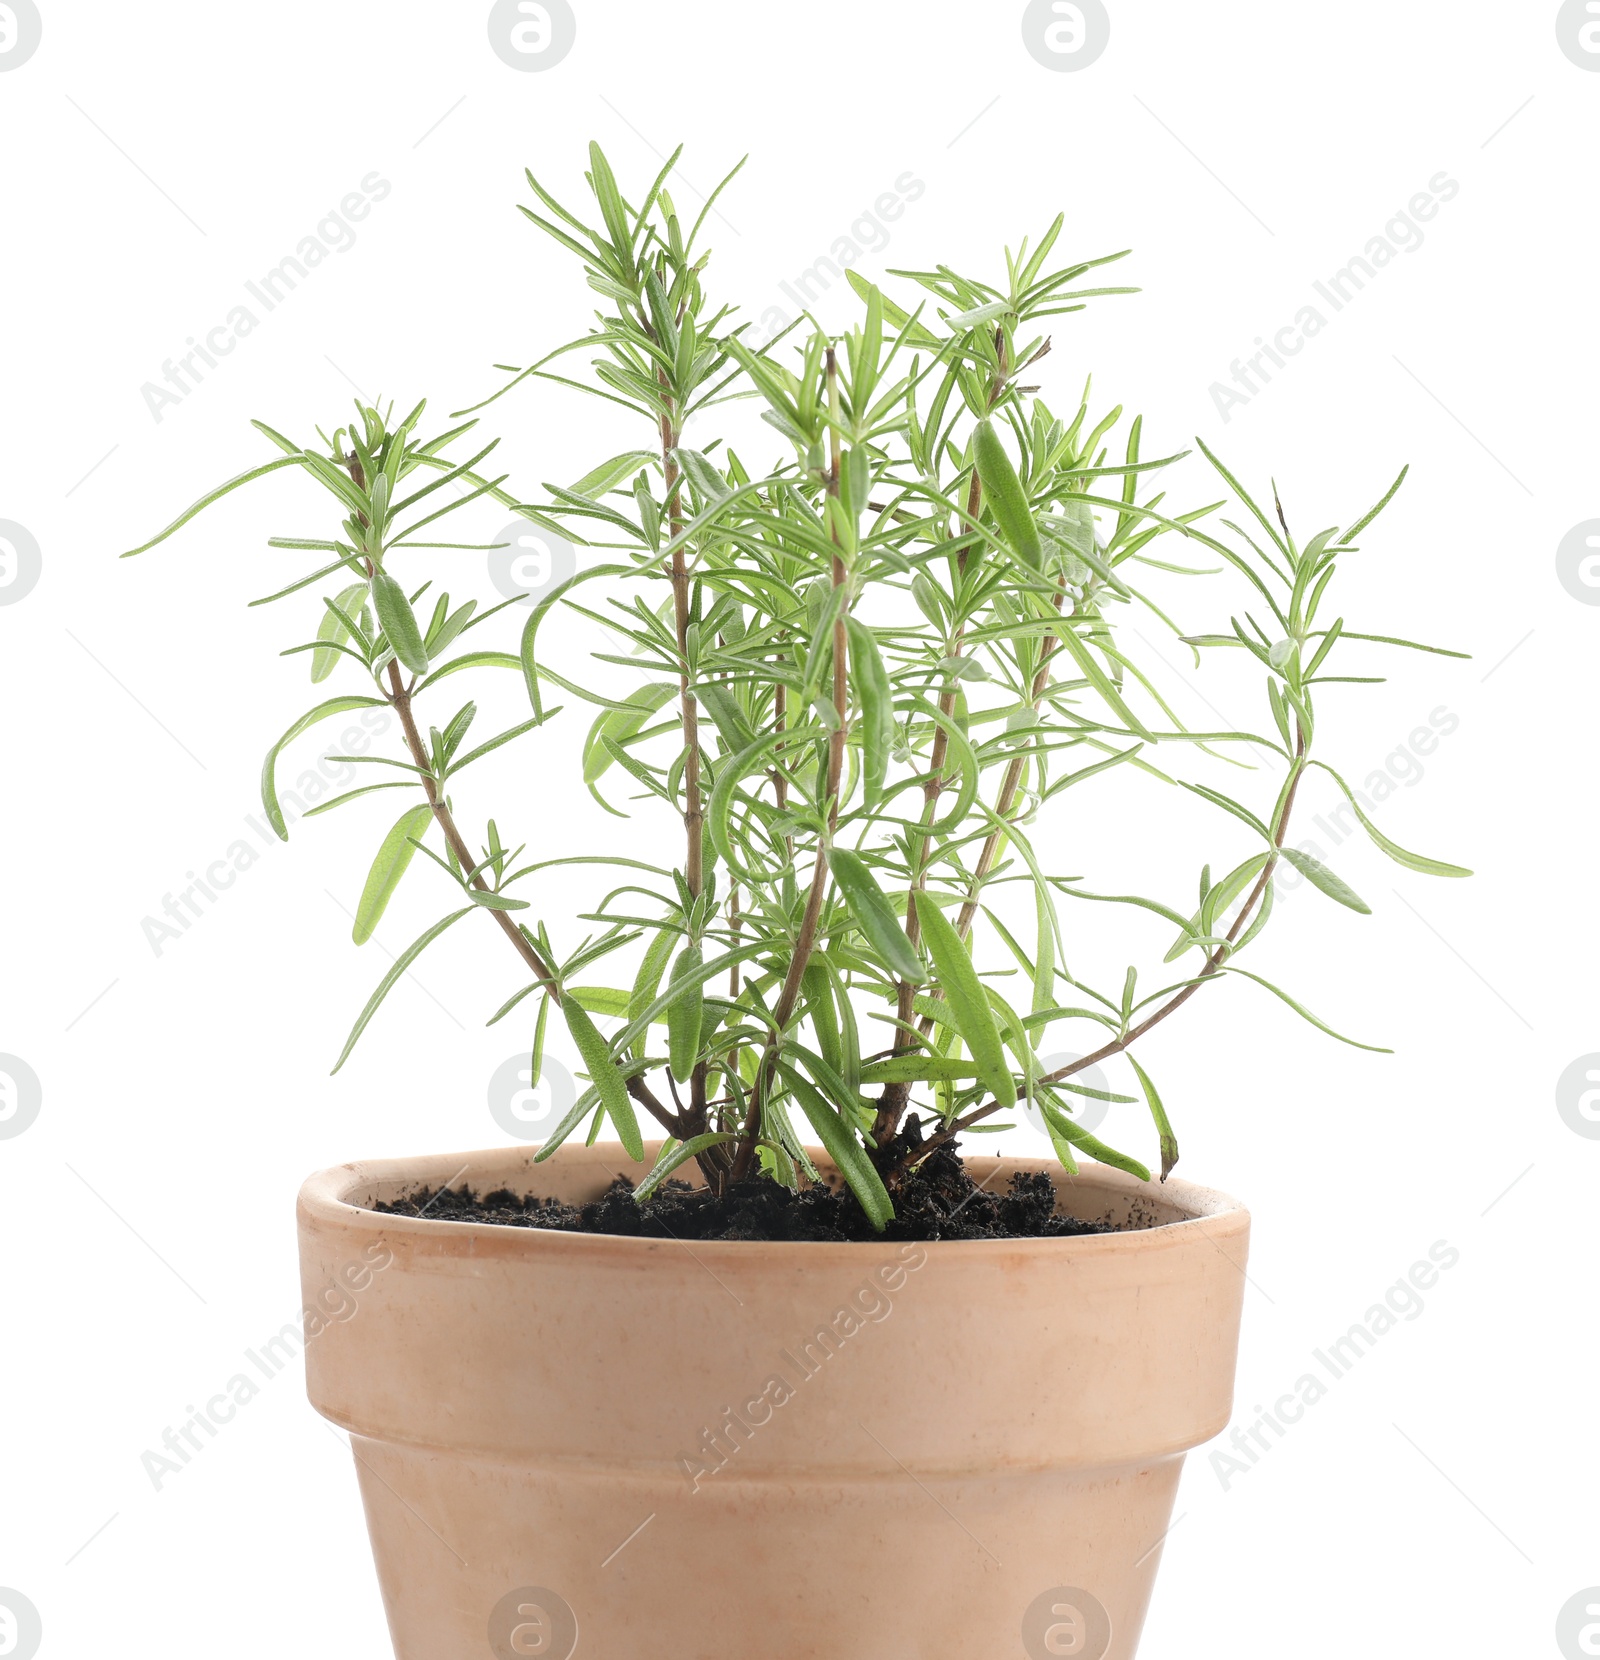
[127,144,1468,1660]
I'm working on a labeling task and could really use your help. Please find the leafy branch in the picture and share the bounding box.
[125,145,1471,1229]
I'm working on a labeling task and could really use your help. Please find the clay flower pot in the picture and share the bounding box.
[297,1141,1249,1659]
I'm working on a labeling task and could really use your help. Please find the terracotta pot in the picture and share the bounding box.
[297,1142,1250,1660]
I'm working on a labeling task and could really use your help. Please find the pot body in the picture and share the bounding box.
[298,1143,1250,1660]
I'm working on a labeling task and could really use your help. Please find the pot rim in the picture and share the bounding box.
[298,1140,1247,1261]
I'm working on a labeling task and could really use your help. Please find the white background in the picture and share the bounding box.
[1,2,1594,1656]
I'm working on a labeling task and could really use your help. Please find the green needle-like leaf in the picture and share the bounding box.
[1310,762,1472,877]
[858,1056,979,1084]
[332,908,473,1073]
[123,153,1471,1211]
[666,944,705,1083]
[973,417,1043,570]
[635,1134,739,1201]
[777,1062,893,1232]
[563,997,644,1160]
[1039,1097,1152,1182]
[913,891,1014,1107]
[371,573,430,676]
[311,583,369,682]
[262,696,386,840]
[122,455,302,557]
[1126,1053,1178,1181]
[827,848,921,983]
[1278,847,1371,914]
[846,618,895,810]
[352,805,434,944]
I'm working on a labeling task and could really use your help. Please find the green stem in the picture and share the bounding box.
[730,349,850,1183]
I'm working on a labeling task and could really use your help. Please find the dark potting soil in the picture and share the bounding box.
[374,1141,1115,1243]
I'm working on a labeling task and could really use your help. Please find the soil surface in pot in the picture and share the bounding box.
[375,1142,1115,1243]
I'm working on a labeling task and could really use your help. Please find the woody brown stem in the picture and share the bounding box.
[347,452,680,1141]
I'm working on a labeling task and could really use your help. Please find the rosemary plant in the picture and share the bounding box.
[126,145,1469,1230]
